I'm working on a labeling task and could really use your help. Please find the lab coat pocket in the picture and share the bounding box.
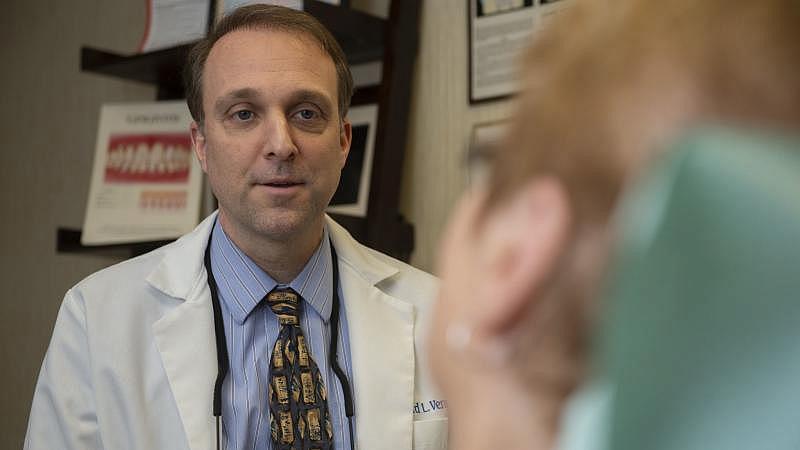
[412,417,448,450]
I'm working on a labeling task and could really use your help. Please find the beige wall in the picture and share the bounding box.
[0,1,150,447]
[403,1,512,271]
[0,0,510,447]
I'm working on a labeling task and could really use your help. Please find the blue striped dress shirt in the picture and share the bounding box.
[209,219,355,450]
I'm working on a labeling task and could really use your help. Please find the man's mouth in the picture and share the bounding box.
[259,179,304,188]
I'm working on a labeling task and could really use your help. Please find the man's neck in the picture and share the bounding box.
[219,215,325,284]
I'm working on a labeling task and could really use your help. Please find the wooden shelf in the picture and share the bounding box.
[80,0,385,99]
[81,45,192,99]
[304,1,385,64]
[57,228,173,258]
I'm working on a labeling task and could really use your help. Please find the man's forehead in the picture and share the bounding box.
[203,29,337,86]
[202,28,337,98]
[207,28,330,69]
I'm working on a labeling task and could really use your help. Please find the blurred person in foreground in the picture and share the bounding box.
[429,0,800,449]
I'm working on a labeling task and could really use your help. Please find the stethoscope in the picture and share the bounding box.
[204,228,356,450]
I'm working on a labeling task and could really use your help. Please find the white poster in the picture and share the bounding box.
[82,101,203,245]
[139,0,211,53]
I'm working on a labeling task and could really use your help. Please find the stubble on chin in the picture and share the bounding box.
[244,203,325,243]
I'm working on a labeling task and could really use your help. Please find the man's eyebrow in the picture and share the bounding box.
[288,89,334,112]
[213,88,262,113]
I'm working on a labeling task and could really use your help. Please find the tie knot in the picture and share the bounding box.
[266,288,302,325]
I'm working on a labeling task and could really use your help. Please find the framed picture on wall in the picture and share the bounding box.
[327,103,379,217]
[469,120,509,186]
[82,101,204,245]
[468,0,572,103]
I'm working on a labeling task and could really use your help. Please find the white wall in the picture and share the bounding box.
[349,0,515,271]
[402,0,512,271]
[0,1,150,447]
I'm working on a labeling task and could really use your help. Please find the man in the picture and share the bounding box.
[25,5,446,450]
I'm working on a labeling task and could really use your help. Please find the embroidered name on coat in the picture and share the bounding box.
[413,399,448,415]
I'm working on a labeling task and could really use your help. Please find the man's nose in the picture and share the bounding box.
[262,113,297,161]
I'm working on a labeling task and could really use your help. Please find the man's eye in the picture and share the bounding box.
[297,109,317,120]
[234,110,254,121]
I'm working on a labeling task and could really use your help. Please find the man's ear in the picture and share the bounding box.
[338,118,352,168]
[476,177,571,333]
[190,121,208,173]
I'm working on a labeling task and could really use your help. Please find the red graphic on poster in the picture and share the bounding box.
[105,133,192,183]
[139,190,188,210]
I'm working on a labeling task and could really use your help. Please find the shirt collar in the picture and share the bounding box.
[209,219,334,325]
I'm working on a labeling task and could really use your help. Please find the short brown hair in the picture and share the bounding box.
[184,4,354,124]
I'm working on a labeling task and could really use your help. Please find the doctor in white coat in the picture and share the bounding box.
[25,5,447,450]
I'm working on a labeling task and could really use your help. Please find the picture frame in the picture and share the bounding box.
[327,103,379,217]
[82,101,204,245]
[468,120,509,186]
[468,0,571,103]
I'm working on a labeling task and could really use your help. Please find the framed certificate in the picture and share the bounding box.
[469,120,509,186]
[469,0,571,103]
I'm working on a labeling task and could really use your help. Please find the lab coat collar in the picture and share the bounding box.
[325,215,399,286]
[146,211,217,301]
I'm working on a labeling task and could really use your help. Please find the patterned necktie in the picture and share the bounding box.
[267,288,334,450]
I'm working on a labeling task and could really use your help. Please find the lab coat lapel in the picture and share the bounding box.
[328,218,416,450]
[149,214,218,450]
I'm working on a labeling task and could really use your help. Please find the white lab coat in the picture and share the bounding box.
[25,213,448,450]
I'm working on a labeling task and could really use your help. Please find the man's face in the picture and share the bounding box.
[192,29,351,245]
